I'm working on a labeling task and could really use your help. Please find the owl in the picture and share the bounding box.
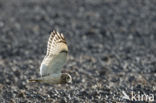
[29,30,72,84]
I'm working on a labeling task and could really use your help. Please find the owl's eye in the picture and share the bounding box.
[66,76,70,80]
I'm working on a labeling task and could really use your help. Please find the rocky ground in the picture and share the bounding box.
[0,0,155,102]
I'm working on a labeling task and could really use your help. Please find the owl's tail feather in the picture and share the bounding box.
[29,79,42,82]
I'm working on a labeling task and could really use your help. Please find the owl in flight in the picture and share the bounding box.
[29,30,72,84]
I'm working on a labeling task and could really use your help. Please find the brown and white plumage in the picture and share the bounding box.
[29,30,72,84]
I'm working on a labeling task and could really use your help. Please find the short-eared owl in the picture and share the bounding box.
[29,30,72,84]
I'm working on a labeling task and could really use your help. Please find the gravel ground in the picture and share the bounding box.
[0,0,156,102]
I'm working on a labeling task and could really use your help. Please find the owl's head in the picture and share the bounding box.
[60,73,72,84]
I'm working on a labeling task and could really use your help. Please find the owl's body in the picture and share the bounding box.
[29,30,72,84]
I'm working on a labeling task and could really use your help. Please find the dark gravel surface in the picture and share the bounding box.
[0,0,156,102]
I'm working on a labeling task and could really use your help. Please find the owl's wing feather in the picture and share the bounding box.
[46,31,56,56]
[40,31,68,76]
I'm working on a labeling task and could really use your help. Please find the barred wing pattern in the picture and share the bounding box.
[40,31,68,77]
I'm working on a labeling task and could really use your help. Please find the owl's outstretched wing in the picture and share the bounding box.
[40,30,68,76]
